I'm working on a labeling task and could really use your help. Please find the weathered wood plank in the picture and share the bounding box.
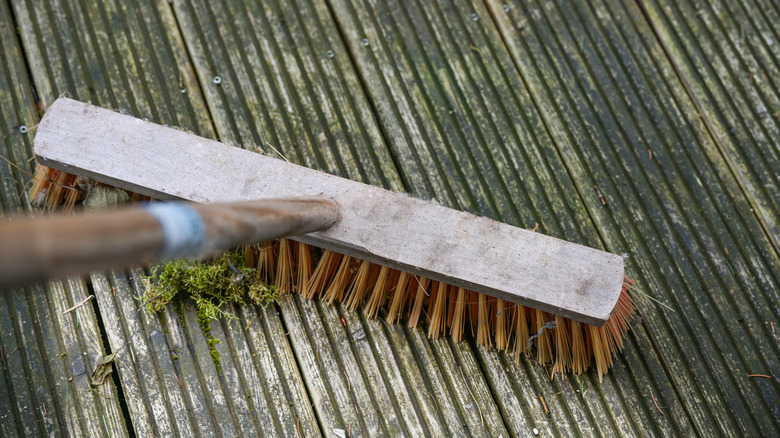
[206,309,268,436]
[320,303,407,436]
[339,313,427,436]
[488,0,780,435]
[236,304,320,437]
[11,0,213,134]
[48,277,128,437]
[282,296,380,437]
[402,330,471,435]
[7,289,67,436]
[159,297,222,437]
[218,308,289,437]
[0,292,42,436]
[433,339,508,436]
[638,0,780,253]
[378,323,451,435]
[180,303,243,436]
[89,271,171,437]
[0,2,36,212]
[1,1,129,435]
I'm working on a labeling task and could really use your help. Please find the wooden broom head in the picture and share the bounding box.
[34,97,625,327]
[27,97,638,377]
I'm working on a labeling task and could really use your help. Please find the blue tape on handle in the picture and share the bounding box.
[145,203,206,260]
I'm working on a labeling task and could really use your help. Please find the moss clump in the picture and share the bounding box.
[143,251,279,316]
[142,251,279,374]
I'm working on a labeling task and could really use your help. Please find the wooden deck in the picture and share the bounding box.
[1,0,778,436]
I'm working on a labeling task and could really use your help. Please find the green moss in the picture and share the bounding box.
[142,250,280,375]
[197,308,222,375]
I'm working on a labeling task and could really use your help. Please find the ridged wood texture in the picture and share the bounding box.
[1,0,778,436]
[0,1,129,436]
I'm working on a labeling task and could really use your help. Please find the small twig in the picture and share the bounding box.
[63,295,95,314]
[624,282,675,312]
[594,185,606,205]
[0,154,35,179]
[747,374,772,379]
[650,390,664,415]
[265,141,289,162]
[538,393,550,416]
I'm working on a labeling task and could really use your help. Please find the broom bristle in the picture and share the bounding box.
[450,287,468,342]
[322,255,354,305]
[295,241,313,297]
[386,271,411,324]
[32,164,638,378]
[275,238,294,293]
[408,276,430,328]
[427,281,449,338]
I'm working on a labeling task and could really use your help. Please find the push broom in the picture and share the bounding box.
[5,97,636,378]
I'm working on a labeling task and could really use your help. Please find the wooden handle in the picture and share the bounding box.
[0,197,339,288]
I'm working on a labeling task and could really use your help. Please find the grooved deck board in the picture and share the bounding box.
[488,0,780,435]
[1,0,779,436]
[1,1,127,436]
[638,0,780,253]
[6,0,321,436]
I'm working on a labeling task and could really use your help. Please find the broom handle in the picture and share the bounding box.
[0,196,339,288]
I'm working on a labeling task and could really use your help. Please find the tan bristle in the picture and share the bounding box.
[427,281,449,338]
[275,238,294,293]
[322,255,353,304]
[401,275,420,317]
[62,176,85,212]
[534,309,554,364]
[295,242,313,296]
[244,245,257,268]
[365,266,392,318]
[151,220,636,377]
[495,299,508,351]
[408,277,430,328]
[386,271,410,324]
[307,250,342,298]
[445,286,458,327]
[477,293,492,348]
[450,287,468,342]
[343,260,373,310]
[257,241,276,285]
[570,320,588,375]
[589,324,608,381]
[554,315,572,377]
[46,170,68,209]
[514,305,530,360]
[425,281,439,331]
[29,165,52,206]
